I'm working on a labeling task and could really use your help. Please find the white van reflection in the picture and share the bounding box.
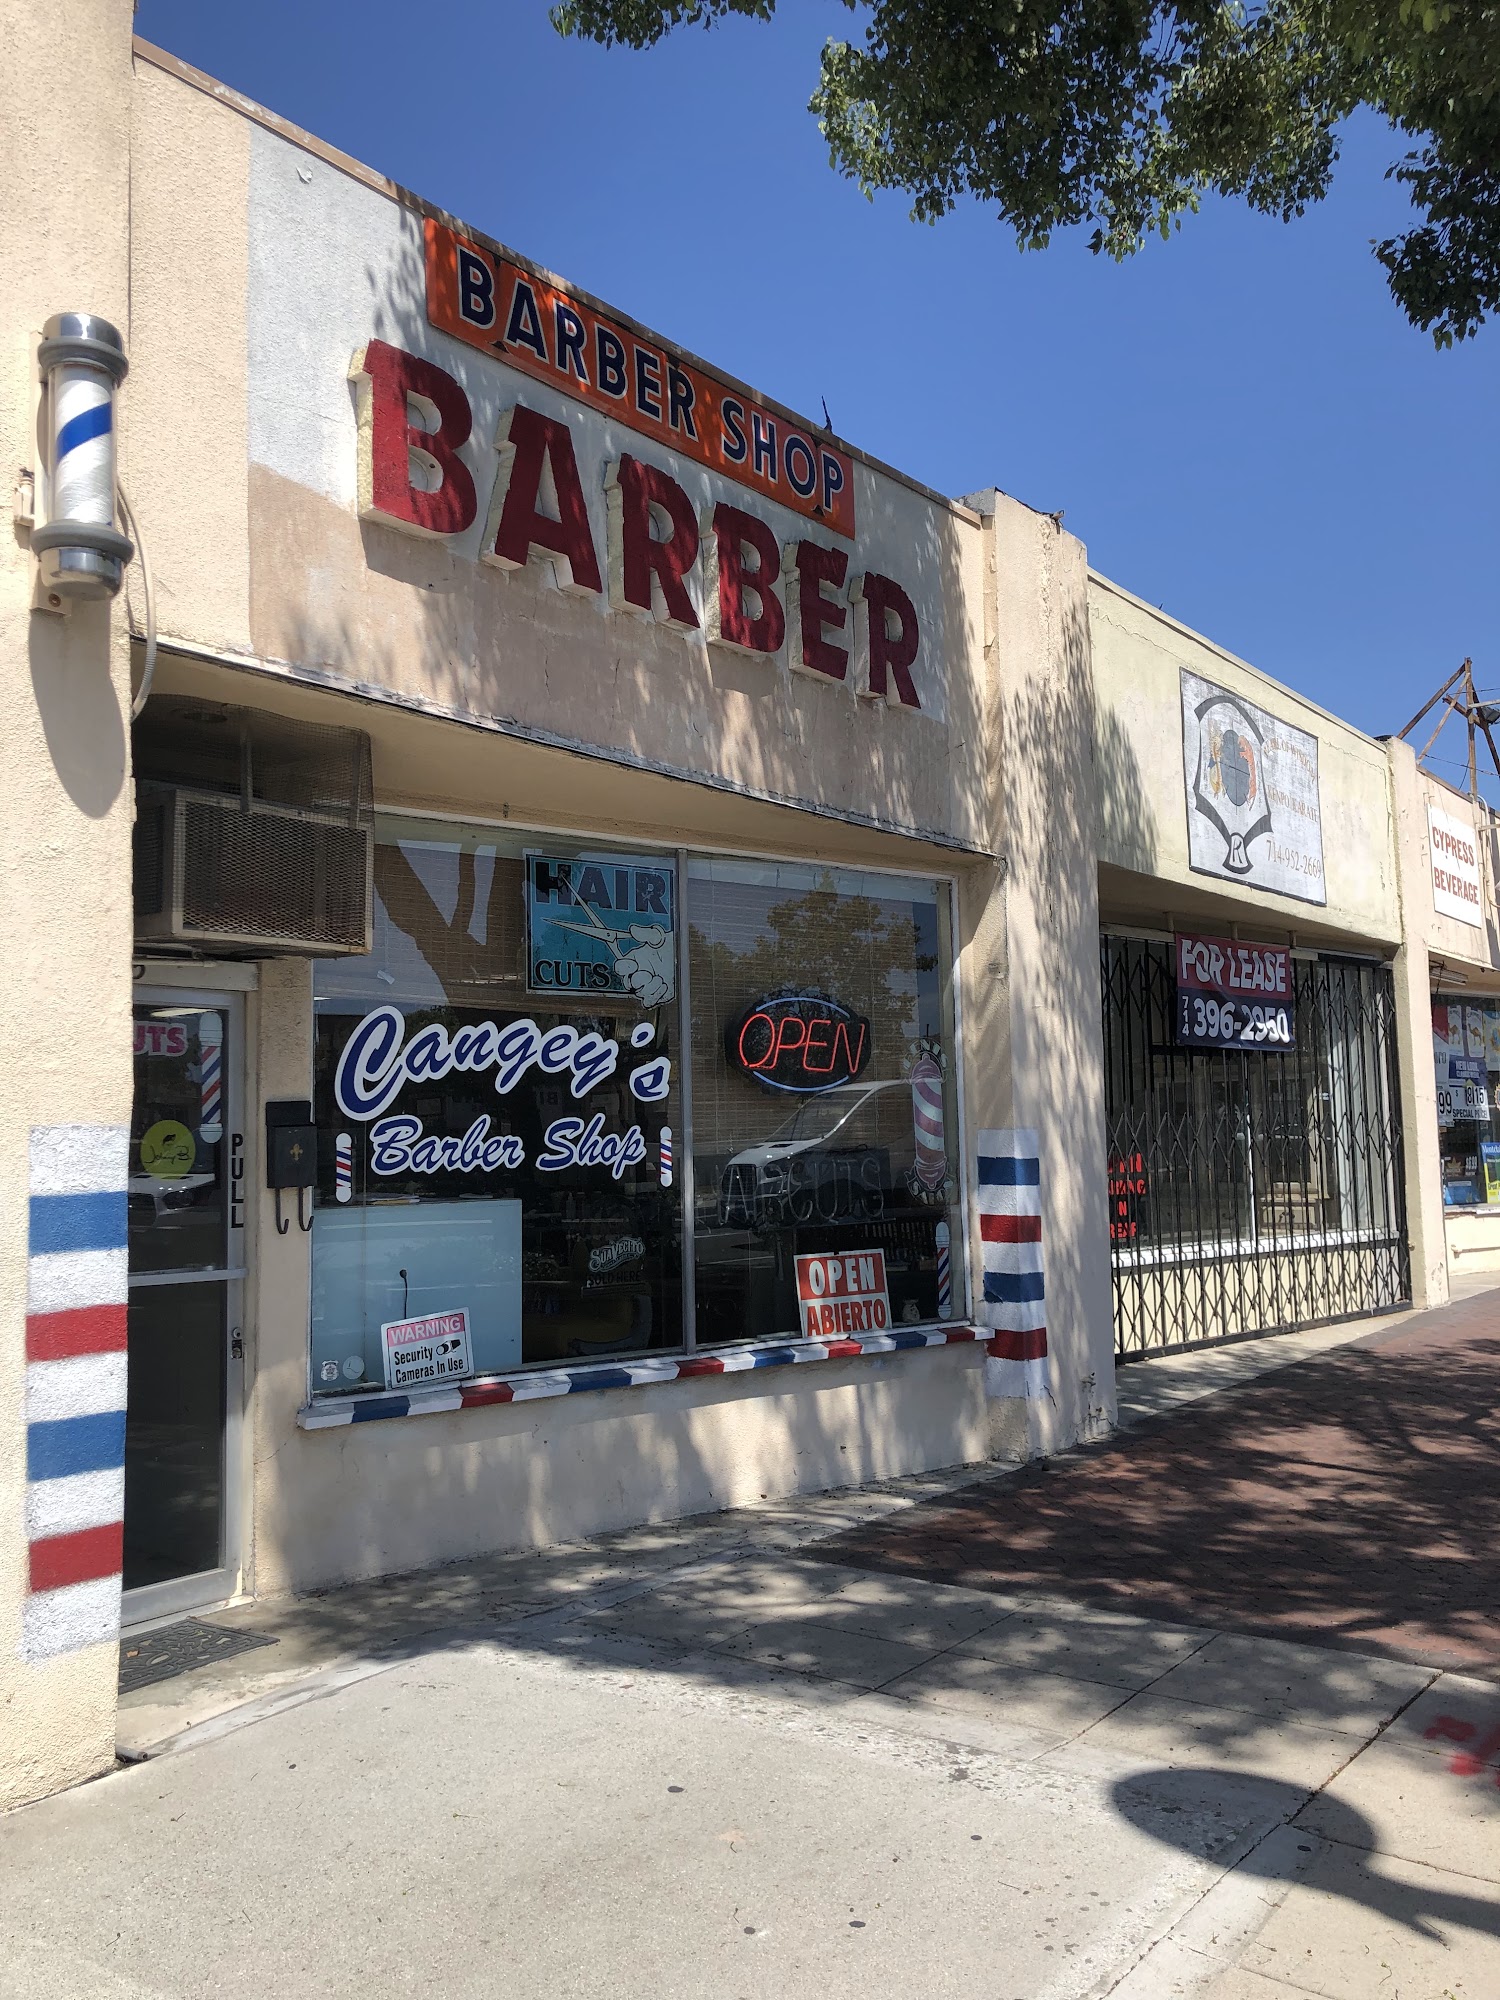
[719,1080,914,1227]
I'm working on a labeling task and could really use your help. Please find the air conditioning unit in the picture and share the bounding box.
[133,698,374,957]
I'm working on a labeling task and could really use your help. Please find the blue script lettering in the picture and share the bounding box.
[369,1114,527,1177]
[537,1115,648,1181]
[335,1005,619,1121]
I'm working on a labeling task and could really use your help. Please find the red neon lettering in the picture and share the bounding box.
[771,1014,808,1067]
[738,1012,777,1071]
[833,1019,867,1075]
[802,1017,834,1071]
[352,339,477,538]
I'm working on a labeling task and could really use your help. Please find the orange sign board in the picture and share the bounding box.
[425,219,856,539]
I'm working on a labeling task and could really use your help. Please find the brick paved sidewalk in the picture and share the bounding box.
[813,1287,1500,1678]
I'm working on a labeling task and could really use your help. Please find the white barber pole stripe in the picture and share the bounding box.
[30,1125,131,1197]
[25,1352,128,1423]
[27,1247,129,1316]
[21,1574,122,1662]
[26,1467,125,1540]
[506,1371,573,1402]
[984,1240,1044,1277]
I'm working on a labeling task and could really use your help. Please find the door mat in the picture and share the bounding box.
[119,1619,279,1694]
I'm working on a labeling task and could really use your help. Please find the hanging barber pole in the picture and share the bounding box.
[976,1128,1048,1398]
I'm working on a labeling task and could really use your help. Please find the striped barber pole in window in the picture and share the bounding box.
[22,1125,130,1661]
[976,1127,1048,1399]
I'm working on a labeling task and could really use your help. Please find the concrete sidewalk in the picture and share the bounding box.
[5,1291,1500,1996]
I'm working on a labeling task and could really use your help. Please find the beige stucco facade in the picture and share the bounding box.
[0,20,1476,1813]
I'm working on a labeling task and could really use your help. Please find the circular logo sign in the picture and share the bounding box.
[140,1119,197,1179]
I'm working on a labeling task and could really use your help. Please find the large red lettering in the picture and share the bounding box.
[351,339,477,538]
[857,571,922,708]
[704,503,784,654]
[606,455,699,629]
[786,539,849,681]
[483,403,602,594]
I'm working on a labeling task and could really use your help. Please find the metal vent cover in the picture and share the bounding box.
[133,696,373,957]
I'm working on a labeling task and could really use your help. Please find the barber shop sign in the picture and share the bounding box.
[347,226,930,711]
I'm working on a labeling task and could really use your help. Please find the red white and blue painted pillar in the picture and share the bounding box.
[976,1127,1049,1401]
[22,1126,130,1661]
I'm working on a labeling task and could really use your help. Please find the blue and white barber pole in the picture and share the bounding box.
[32,313,132,600]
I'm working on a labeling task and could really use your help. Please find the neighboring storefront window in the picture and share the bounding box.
[311,820,681,1392]
[688,858,963,1343]
[1432,996,1500,1206]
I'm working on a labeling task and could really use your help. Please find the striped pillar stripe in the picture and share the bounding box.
[976,1126,1049,1400]
[23,1124,130,1661]
[26,1302,129,1360]
[29,1522,124,1594]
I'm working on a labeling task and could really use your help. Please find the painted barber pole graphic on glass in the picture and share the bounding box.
[934,1217,952,1320]
[910,1052,946,1191]
[659,1126,673,1189]
[976,1127,1048,1399]
[335,1132,353,1203]
[197,1012,223,1143]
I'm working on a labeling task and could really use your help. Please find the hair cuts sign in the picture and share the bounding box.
[1181,672,1326,905]
[1428,802,1484,928]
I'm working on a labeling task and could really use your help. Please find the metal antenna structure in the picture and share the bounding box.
[1399,659,1500,804]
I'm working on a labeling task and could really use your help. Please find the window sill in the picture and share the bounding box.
[297,1325,982,1430]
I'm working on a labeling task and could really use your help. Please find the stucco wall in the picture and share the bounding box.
[0,0,137,1808]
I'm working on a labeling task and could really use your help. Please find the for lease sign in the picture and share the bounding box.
[1428,803,1484,929]
[381,1309,473,1390]
[794,1251,891,1339]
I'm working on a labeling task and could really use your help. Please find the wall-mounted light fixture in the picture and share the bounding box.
[32,312,133,600]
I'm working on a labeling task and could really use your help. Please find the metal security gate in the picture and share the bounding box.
[1102,936,1410,1359]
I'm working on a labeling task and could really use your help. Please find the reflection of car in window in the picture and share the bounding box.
[719,1080,917,1227]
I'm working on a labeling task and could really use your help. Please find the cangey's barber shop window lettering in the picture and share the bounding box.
[688,858,963,1343]
[312,820,681,1394]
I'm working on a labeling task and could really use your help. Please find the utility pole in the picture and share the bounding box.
[1398,659,1500,804]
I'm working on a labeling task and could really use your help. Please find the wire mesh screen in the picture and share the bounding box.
[1102,935,1410,1359]
[133,696,373,954]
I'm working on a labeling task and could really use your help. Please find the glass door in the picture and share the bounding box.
[125,988,245,1621]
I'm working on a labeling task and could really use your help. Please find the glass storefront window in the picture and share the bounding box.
[312,820,681,1392]
[311,823,966,1396]
[1432,996,1500,1206]
[688,857,963,1342]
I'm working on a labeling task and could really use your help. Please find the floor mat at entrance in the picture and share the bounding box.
[119,1619,279,1694]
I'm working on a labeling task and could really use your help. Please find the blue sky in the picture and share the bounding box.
[138,0,1496,777]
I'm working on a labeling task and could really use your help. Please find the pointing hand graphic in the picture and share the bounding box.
[616,924,673,1007]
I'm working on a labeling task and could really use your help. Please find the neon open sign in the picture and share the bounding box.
[727,994,872,1094]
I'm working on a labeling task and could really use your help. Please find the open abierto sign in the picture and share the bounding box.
[794,1251,891,1339]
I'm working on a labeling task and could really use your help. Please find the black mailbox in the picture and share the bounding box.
[266,1099,317,1233]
